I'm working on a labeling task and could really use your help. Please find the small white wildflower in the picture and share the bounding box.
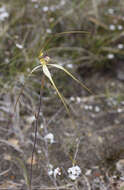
[66,64,73,68]
[48,170,53,176]
[94,106,100,113]
[84,105,89,110]
[26,115,36,124]
[70,96,75,102]
[54,167,61,178]
[0,12,9,21]
[37,149,42,154]
[109,24,116,31]
[68,165,81,180]
[117,108,123,113]
[85,169,92,176]
[88,105,93,110]
[16,43,23,49]
[48,164,54,176]
[118,44,124,49]
[44,133,55,144]
[42,6,49,12]
[107,53,114,59]
[112,175,117,179]
[108,8,114,14]
[76,97,81,103]
[40,124,44,129]
[0,6,9,21]
[46,28,52,34]
[84,105,93,111]
[5,58,9,63]
[117,25,123,30]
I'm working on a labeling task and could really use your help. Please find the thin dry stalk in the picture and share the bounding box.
[29,76,45,190]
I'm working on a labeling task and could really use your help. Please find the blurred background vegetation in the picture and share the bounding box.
[0,0,124,96]
[0,0,124,189]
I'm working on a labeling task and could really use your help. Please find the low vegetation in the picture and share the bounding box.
[0,0,124,189]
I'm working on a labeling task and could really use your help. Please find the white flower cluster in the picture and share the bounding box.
[109,24,123,31]
[67,165,81,180]
[48,164,81,180]
[70,96,82,103]
[16,43,23,49]
[84,105,93,110]
[44,133,55,144]
[108,7,124,59]
[94,106,100,113]
[47,164,54,176]
[108,8,114,15]
[117,25,123,30]
[107,53,114,59]
[66,64,73,69]
[42,6,49,12]
[118,44,124,49]
[0,5,9,21]
[46,28,52,34]
[47,164,61,178]
[109,24,116,31]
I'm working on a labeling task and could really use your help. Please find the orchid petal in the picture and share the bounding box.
[47,64,92,93]
[31,65,42,74]
[42,64,71,117]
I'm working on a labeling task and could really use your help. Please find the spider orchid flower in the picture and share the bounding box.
[31,50,91,117]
